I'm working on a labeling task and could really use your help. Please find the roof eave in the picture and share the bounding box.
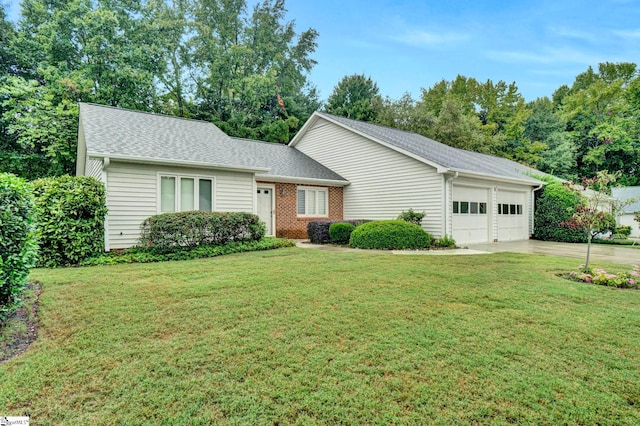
[255,174,350,187]
[452,169,546,186]
[87,152,271,173]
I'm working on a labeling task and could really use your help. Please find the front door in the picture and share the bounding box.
[257,187,274,236]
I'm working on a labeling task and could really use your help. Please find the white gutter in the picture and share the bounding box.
[87,152,271,173]
[449,168,544,187]
[254,174,350,187]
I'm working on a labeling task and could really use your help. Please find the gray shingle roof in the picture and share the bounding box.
[314,112,545,184]
[612,186,640,213]
[79,103,347,182]
[232,138,347,182]
[80,103,268,170]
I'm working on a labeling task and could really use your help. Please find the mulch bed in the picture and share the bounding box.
[0,282,42,364]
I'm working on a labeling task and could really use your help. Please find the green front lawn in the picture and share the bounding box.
[2,249,639,424]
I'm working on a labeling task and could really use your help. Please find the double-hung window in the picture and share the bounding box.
[297,186,328,217]
[160,175,214,213]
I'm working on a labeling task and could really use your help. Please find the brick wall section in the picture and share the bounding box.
[257,181,343,239]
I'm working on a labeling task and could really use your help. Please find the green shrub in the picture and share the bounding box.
[0,173,37,321]
[433,234,456,248]
[397,209,425,226]
[33,176,108,267]
[613,225,632,239]
[349,220,431,250]
[307,220,370,244]
[139,211,266,254]
[534,181,587,243]
[329,222,356,244]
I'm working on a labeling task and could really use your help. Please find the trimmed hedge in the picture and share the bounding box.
[307,220,369,244]
[329,222,356,244]
[139,211,266,253]
[533,181,587,243]
[0,173,37,321]
[349,220,431,250]
[33,176,108,267]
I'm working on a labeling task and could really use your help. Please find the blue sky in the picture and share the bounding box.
[4,0,640,102]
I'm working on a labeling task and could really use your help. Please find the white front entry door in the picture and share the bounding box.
[257,187,274,236]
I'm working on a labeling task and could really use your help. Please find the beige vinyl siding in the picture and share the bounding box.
[295,118,444,237]
[106,161,254,249]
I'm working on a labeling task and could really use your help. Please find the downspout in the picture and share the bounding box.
[530,182,544,238]
[102,157,110,252]
[444,171,459,237]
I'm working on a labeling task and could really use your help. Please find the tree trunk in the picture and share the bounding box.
[585,233,593,272]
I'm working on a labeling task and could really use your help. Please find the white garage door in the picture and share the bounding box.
[497,190,528,241]
[452,186,490,244]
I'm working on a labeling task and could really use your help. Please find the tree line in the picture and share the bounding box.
[1,0,320,177]
[1,0,638,185]
[326,66,640,185]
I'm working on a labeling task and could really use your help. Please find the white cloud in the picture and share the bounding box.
[485,48,613,65]
[344,39,382,50]
[549,27,598,43]
[613,29,640,39]
[391,29,471,48]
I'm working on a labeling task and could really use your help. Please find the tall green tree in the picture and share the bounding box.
[325,74,382,122]
[376,93,435,135]
[523,97,576,179]
[560,62,640,185]
[192,0,319,143]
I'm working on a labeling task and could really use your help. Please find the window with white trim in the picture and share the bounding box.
[297,186,328,217]
[159,175,214,213]
[498,203,524,215]
[453,201,487,215]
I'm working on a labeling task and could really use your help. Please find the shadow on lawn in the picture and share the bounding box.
[0,283,42,363]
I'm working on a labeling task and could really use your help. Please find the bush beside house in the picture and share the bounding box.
[534,181,587,243]
[0,173,37,321]
[329,222,356,244]
[349,220,431,250]
[397,209,425,226]
[33,176,107,267]
[307,220,369,244]
[139,211,266,253]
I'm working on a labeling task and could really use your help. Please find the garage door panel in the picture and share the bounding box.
[497,190,527,241]
[452,186,490,244]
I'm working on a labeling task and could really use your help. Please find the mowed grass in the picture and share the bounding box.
[1,248,639,424]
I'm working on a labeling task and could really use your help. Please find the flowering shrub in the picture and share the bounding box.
[569,264,639,289]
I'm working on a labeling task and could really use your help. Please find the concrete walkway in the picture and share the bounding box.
[295,239,640,264]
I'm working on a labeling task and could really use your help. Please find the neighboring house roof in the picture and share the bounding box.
[290,112,545,185]
[78,103,348,184]
[232,138,348,185]
[612,186,640,213]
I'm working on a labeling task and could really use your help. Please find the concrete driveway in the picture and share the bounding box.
[466,239,640,265]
